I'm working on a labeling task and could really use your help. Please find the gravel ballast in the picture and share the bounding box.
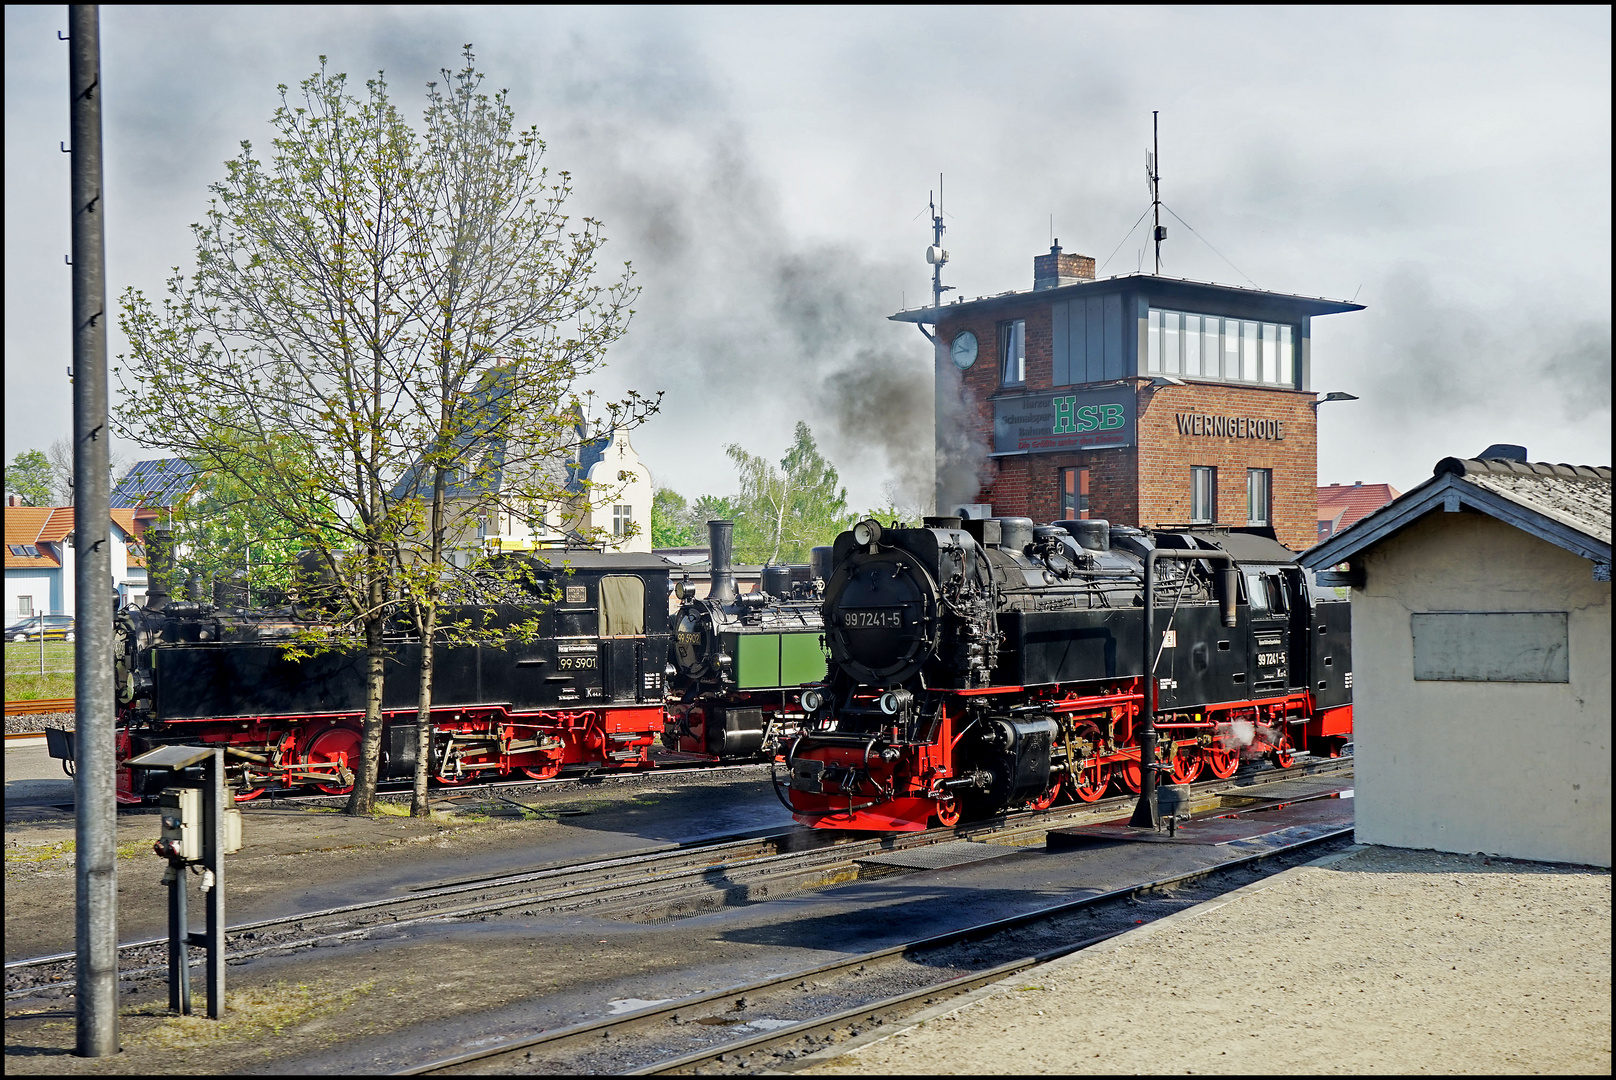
[807,845,1611,1075]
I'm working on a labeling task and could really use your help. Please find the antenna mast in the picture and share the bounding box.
[1148,111,1165,275]
[926,175,954,310]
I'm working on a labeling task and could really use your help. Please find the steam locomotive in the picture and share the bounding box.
[102,548,673,803]
[662,520,829,761]
[779,516,1352,831]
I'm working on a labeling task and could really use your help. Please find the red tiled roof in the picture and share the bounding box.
[4,507,61,569]
[4,507,144,570]
[1317,482,1402,538]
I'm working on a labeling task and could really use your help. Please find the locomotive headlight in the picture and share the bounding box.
[800,688,823,713]
[852,518,883,548]
[674,580,689,600]
[879,689,913,716]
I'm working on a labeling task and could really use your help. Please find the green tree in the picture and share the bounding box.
[726,422,853,564]
[6,450,53,507]
[388,52,650,816]
[651,487,698,548]
[118,61,444,815]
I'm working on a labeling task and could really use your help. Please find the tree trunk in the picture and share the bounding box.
[347,554,386,815]
[412,459,449,817]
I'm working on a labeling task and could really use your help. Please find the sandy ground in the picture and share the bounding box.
[807,845,1611,1075]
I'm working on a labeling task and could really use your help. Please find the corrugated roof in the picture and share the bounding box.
[1436,458,1611,546]
[1302,457,1612,575]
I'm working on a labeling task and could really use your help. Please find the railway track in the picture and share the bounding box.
[4,698,74,716]
[399,822,1355,1075]
[4,756,1350,1005]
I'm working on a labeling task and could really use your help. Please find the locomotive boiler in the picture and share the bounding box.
[663,520,829,761]
[102,547,672,802]
[779,515,1352,831]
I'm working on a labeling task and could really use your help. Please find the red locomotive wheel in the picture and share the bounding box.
[1171,747,1204,784]
[305,726,361,795]
[933,794,962,828]
[434,768,470,786]
[1026,783,1060,812]
[1113,756,1143,795]
[1268,730,1295,769]
[1066,760,1111,802]
[1205,745,1240,779]
[233,783,267,803]
[521,760,561,781]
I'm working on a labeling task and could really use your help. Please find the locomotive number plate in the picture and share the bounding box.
[1257,651,1285,666]
[675,632,702,645]
[844,609,903,629]
[565,586,588,604]
[558,655,597,670]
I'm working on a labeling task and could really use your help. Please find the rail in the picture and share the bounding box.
[5,698,75,716]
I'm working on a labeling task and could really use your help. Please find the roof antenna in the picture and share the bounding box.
[1147,111,1165,275]
[925,174,954,311]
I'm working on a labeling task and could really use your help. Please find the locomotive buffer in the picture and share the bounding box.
[1129,548,1239,832]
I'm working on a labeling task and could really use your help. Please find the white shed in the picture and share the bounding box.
[1302,454,1610,867]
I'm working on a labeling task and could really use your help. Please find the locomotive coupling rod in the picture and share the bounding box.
[1130,547,1235,832]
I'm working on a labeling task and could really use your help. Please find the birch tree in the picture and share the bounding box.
[726,422,853,564]
[117,63,431,814]
[386,50,653,816]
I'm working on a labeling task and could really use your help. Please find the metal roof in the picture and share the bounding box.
[1300,457,1612,579]
[889,273,1365,324]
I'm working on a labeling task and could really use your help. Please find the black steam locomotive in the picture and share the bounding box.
[662,520,829,761]
[780,516,1352,831]
[102,548,672,803]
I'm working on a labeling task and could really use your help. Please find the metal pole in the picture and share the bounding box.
[1152,110,1161,276]
[68,4,119,1057]
[1130,547,1235,830]
[205,749,226,1018]
[167,859,190,1014]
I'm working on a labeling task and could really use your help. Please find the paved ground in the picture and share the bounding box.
[803,844,1612,1075]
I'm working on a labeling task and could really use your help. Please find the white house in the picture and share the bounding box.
[481,421,654,556]
[1301,451,1610,868]
[3,504,147,618]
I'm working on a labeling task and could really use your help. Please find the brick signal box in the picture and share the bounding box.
[895,243,1363,551]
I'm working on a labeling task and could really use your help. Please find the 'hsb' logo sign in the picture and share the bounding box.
[1052,398,1126,435]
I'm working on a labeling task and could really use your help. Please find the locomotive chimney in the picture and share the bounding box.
[707,520,738,605]
[145,529,173,611]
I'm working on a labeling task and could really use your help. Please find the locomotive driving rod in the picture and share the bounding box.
[1129,548,1238,831]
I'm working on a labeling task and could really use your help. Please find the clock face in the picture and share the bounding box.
[950,331,979,370]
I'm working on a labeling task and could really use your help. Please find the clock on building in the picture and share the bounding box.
[950,330,978,370]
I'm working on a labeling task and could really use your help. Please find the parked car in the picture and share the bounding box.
[6,615,75,642]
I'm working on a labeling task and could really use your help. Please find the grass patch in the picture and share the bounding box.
[123,978,376,1049]
[4,839,152,863]
[3,642,75,700]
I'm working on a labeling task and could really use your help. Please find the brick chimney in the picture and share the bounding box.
[1033,240,1095,291]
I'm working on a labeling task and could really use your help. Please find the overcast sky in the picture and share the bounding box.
[6,6,1611,513]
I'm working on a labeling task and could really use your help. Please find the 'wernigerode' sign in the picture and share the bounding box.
[992,386,1136,454]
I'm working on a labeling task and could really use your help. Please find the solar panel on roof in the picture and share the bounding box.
[111,458,200,507]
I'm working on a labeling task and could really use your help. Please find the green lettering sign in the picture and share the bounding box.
[1099,403,1126,430]
[1052,396,1076,434]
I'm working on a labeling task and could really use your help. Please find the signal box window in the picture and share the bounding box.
[1190,466,1216,524]
[1246,468,1272,526]
[1060,467,1090,519]
[18,596,33,617]
[1000,319,1026,386]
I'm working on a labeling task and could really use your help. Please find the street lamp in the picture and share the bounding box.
[1312,391,1358,411]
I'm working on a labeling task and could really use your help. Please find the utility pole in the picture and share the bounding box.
[67,4,119,1057]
